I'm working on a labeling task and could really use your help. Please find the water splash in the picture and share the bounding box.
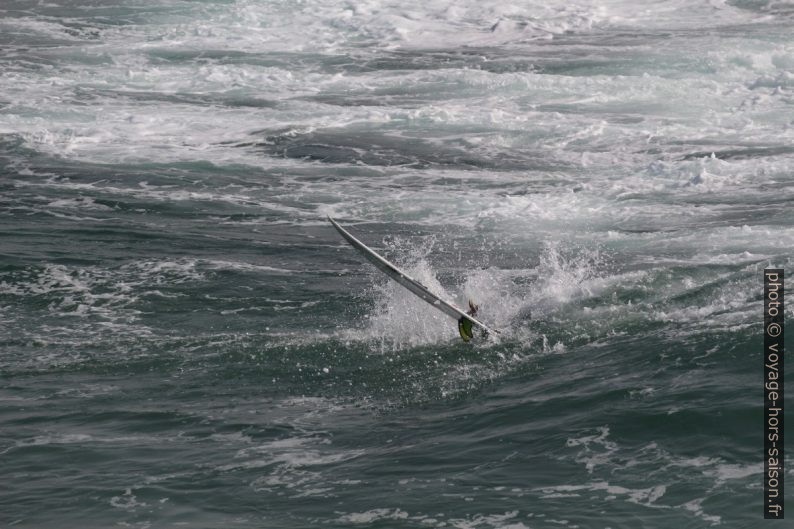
[348,236,611,350]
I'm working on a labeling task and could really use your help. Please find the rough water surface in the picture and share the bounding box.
[1,1,793,527]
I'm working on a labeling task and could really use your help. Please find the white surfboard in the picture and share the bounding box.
[328,216,498,337]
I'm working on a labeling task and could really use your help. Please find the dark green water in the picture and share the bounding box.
[1,1,793,527]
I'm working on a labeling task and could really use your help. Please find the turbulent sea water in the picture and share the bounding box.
[2,1,794,527]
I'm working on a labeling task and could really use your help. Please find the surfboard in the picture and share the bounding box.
[328,216,498,337]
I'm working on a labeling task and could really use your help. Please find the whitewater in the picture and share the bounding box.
[1,0,792,527]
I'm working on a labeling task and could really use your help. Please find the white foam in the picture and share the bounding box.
[681,498,721,525]
[703,462,763,485]
[0,0,788,177]
[446,510,522,529]
[338,508,410,524]
[565,426,619,473]
[110,488,148,511]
